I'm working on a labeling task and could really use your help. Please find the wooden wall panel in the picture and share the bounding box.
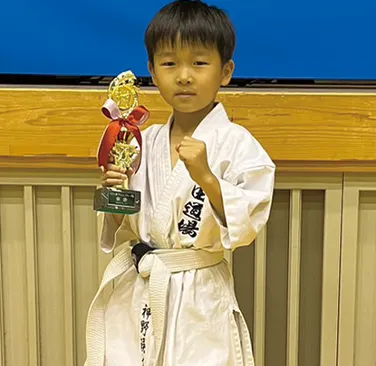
[234,175,343,366]
[0,170,375,366]
[0,186,29,366]
[1,88,376,172]
[72,187,107,366]
[35,187,65,366]
[338,177,376,366]
[354,192,376,365]
[299,191,325,366]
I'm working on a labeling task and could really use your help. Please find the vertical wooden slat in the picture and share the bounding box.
[72,186,105,365]
[96,212,113,297]
[354,191,376,366]
[320,188,342,366]
[264,190,290,366]
[287,190,302,366]
[62,186,75,365]
[338,186,360,366]
[37,186,65,364]
[0,203,5,366]
[24,186,40,366]
[233,245,255,341]
[254,226,267,366]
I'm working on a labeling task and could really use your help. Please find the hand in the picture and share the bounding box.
[176,136,213,185]
[101,155,134,187]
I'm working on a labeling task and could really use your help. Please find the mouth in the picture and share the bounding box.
[175,91,196,97]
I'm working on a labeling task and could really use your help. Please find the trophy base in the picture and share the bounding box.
[94,187,141,215]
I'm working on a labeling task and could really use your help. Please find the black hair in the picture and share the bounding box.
[144,0,235,65]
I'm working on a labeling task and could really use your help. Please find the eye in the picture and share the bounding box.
[194,61,209,66]
[161,62,175,67]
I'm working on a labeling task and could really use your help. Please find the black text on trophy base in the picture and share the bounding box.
[94,187,141,215]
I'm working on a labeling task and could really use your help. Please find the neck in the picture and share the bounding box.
[171,102,216,135]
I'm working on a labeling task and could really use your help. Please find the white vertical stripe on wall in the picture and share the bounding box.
[72,186,103,365]
[24,186,40,366]
[36,187,65,366]
[320,188,342,366]
[62,186,76,365]
[354,192,376,365]
[254,226,267,366]
[338,185,359,366]
[1,186,29,366]
[0,189,6,366]
[286,190,302,366]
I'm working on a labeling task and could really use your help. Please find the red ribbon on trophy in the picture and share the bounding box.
[97,99,149,173]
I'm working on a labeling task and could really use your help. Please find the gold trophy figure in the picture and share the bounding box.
[93,71,149,215]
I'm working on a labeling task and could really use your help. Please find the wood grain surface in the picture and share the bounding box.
[1,88,375,172]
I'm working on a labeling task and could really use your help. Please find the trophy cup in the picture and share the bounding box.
[93,70,149,215]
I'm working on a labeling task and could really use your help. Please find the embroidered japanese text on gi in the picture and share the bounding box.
[178,185,206,238]
[140,304,151,365]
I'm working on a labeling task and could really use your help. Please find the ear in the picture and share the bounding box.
[148,61,158,87]
[221,60,235,87]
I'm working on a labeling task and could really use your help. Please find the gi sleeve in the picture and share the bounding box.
[210,134,276,251]
[100,213,137,253]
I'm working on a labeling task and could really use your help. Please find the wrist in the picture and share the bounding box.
[199,171,217,190]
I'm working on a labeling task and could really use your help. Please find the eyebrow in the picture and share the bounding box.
[155,50,211,57]
[155,51,176,57]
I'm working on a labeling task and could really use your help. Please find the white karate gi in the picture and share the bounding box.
[85,103,275,366]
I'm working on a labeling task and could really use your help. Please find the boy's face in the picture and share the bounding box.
[148,43,234,114]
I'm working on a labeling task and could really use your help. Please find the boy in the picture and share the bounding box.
[85,1,275,365]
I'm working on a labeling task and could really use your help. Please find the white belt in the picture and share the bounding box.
[85,247,224,366]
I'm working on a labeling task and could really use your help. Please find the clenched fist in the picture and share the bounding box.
[176,136,213,185]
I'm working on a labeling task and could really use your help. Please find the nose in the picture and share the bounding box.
[176,67,192,85]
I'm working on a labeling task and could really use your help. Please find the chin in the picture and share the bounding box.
[172,104,204,114]
[172,101,215,114]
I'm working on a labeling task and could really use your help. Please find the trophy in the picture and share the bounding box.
[93,70,149,215]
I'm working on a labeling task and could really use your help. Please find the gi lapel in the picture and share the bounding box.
[149,103,230,248]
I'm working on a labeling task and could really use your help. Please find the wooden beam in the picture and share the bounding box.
[1,88,376,172]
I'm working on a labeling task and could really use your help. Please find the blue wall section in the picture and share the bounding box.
[1,0,375,79]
